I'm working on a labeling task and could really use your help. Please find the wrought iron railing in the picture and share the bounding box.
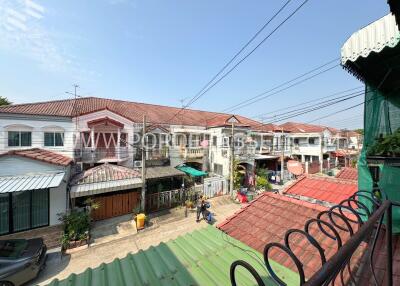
[75,147,129,162]
[230,190,396,286]
[145,188,199,212]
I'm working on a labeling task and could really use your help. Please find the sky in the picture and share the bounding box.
[0,0,391,129]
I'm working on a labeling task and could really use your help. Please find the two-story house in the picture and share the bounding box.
[279,122,339,163]
[0,96,273,240]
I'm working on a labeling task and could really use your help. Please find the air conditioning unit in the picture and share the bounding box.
[72,163,82,175]
[133,161,142,168]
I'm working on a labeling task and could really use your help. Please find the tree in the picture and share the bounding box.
[355,128,364,135]
[233,160,246,190]
[0,96,12,106]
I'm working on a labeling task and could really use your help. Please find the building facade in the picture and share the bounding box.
[0,97,361,239]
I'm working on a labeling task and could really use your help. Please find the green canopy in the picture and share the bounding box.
[176,165,207,177]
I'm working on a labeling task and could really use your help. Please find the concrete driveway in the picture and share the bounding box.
[31,195,242,286]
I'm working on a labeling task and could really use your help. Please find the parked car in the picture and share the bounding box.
[0,238,47,286]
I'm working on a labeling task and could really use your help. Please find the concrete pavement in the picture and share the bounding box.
[32,195,242,286]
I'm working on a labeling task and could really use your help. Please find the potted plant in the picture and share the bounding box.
[368,129,400,157]
[132,205,141,221]
[367,128,400,165]
[84,197,100,220]
[58,210,90,253]
[185,200,194,208]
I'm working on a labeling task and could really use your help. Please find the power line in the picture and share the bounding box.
[201,58,340,125]
[244,89,368,131]
[306,102,364,124]
[167,0,311,123]
[223,59,340,114]
[266,91,364,123]
[188,0,293,108]
[322,114,363,125]
[186,0,311,108]
[255,86,362,119]
[257,87,362,121]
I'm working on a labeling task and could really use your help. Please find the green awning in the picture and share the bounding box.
[176,165,207,177]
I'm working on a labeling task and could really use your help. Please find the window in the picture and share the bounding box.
[212,136,217,146]
[8,131,32,147]
[214,163,223,175]
[0,240,28,258]
[223,137,229,147]
[1,189,49,235]
[120,133,127,147]
[44,132,64,147]
[0,194,9,235]
[294,138,299,144]
[309,138,316,145]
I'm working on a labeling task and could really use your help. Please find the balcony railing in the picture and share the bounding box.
[323,144,337,152]
[256,146,272,154]
[180,146,204,159]
[230,190,397,286]
[235,146,256,160]
[145,148,169,160]
[75,147,129,162]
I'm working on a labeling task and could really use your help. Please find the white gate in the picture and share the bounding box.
[203,176,228,198]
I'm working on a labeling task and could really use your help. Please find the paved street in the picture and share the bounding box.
[32,195,242,286]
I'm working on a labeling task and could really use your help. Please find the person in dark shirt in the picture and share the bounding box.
[196,195,204,222]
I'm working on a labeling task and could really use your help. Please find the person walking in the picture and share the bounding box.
[196,195,204,222]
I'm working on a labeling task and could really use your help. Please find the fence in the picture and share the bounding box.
[145,178,228,212]
[308,161,320,174]
[230,190,396,286]
[145,188,198,212]
[203,176,228,198]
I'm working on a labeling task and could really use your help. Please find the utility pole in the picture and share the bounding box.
[320,134,324,173]
[280,128,285,185]
[66,84,81,159]
[141,115,147,212]
[230,122,235,197]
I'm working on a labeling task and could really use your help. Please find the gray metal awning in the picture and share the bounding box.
[0,172,66,193]
[146,166,185,180]
[70,178,143,198]
[254,154,280,160]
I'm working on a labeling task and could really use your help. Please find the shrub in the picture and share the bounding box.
[58,210,90,248]
[368,128,400,157]
[256,175,272,190]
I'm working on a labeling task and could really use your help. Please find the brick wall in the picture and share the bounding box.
[0,225,63,249]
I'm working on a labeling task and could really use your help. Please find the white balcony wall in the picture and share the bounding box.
[74,109,136,167]
[0,114,74,158]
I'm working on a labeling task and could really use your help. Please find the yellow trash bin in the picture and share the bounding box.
[136,213,146,230]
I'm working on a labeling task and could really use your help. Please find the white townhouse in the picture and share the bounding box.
[0,96,275,243]
[0,96,360,244]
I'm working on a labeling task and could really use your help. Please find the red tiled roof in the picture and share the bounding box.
[72,163,141,185]
[356,229,400,285]
[252,123,287,133]
[218,192,362,279]
[279,122,337,133]
[0,148,72,166]
[332,149,359,157]
[335,167,358,181]
[283,175,358,205]
[0,97,262,128]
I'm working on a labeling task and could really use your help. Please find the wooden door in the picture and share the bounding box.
[91,191,140,221]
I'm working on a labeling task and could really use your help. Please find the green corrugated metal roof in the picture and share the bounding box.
[48,226,298,286]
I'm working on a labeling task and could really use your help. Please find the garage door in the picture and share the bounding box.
[91,191,140,221]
